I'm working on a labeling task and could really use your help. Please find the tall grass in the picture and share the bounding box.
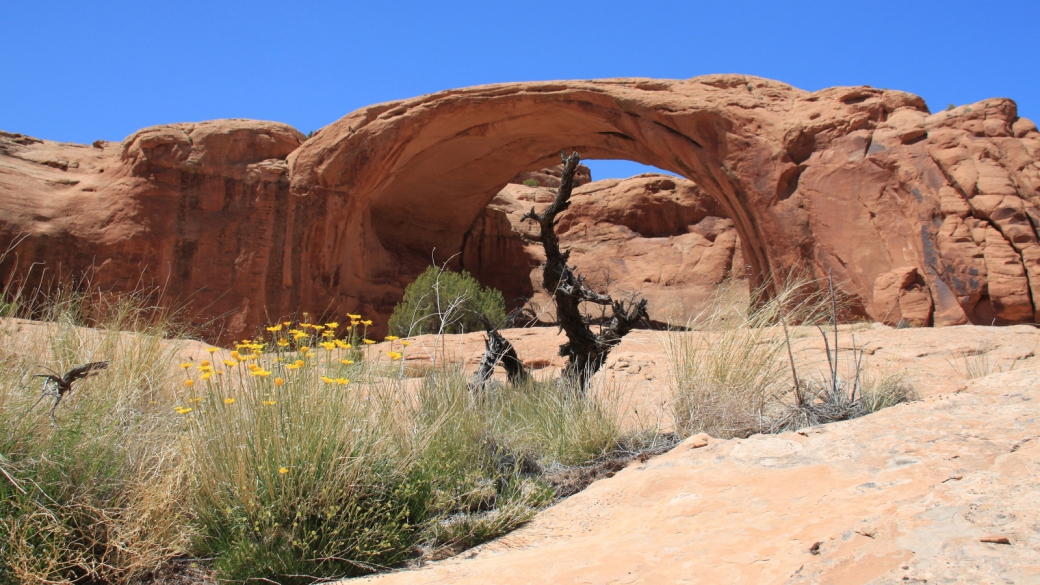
[1,286,633,583]
[667,276,917,438]
[666,278,830,438]
[0,287,193,585]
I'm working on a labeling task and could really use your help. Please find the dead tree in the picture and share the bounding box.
[469,314,529,391]
[522,151,648,389]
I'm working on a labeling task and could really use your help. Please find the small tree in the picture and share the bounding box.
[388,266,506,337]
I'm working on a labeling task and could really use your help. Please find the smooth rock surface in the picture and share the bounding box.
[349,365,1040,584]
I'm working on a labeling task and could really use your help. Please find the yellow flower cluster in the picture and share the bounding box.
[174,313,416,419]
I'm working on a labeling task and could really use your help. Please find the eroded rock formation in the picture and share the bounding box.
[2,75,1039,339]
[461,172,744,324]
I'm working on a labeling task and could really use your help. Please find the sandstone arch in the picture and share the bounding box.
[287,75,1040,330]
[2,75,1039,339]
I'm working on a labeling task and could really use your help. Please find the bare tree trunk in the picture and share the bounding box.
[469,324,528,391]
[522,152,648,389]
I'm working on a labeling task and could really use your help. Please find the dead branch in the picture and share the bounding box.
[522,151,649,389]
[470,313,528,391]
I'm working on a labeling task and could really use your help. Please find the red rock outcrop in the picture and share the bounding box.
[2,75,1040,339]
[461,174,744,324]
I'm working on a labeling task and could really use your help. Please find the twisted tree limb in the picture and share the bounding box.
[522,151,649,389]
[470,313,528,391]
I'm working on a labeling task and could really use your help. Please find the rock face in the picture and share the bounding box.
[2,76,1040,338]
[461,173,744,324]
[0,121,307,337]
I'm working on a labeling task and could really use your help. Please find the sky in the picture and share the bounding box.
[2,0,1037,180]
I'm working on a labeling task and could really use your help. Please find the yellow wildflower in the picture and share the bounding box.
[284,363,300,370]
[248,363,260,371]
[311,324,325,331]
[223,359,239,367]
[384,335,399,341]
[326,322,339,329]
[267,324,283,332]
[200,359,211,367]
[321,376,334,384]
[230,351,241,360]
[202,372,213,380]
[282,321,291,326]
[277,339,289,347]
[320,341,336,351]
[274,378,284,386]
[299,322,313,329]
[362,339,375,345]
[180,362,192,369]
[251,370,272,377]
[334,340,351,349]
[299,346,309,353]
[223,398,235,405]
[401,341,411,346]
[386,351,403,360]
[206,347,218,354]
[279,467,288,474]
[335,378,350,385]
[263,400,277,406]
[184,379,194,387]
[362,320,373,326]
[294,359,305,366]
[340,359,354,365]
[322,330,336,338]
[347,313,361,320]
[190,397,203,403]
[174,406,193,414]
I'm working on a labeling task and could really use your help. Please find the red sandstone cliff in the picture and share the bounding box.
[2,76,1039,339]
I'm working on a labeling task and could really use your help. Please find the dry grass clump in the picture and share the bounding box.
[0,288,194,585]
[666,278,829,438]
[667,275,918,439]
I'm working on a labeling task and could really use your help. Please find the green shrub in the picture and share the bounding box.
[522,179,540,188]
[388,266,506,337]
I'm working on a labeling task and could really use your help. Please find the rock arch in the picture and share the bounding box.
[288,74,1040,329]
[3,75,1039,339]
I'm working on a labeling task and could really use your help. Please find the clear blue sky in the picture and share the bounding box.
[2,0,1036,180]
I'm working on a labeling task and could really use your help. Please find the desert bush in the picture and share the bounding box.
[187,329,625,581]
[388,266,506,337]
[522,178,540,187]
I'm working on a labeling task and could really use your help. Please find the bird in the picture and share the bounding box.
[29,361,109,419]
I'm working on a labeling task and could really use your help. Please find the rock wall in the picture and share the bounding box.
[2,75,1039,339]
[461,173,744,324]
